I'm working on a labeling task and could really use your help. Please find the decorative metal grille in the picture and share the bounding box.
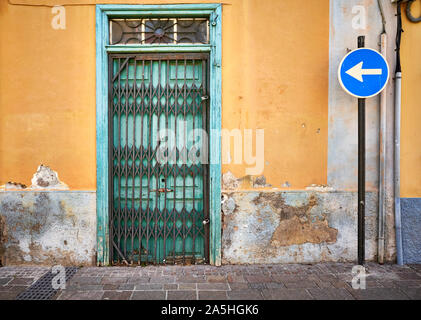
[16,267,78,300]
[110,18,209,45]
[109,53,210,265]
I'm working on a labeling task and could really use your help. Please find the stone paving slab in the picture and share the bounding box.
[0,263,420,300]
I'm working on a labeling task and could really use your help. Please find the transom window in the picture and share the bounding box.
[110,18,209,45]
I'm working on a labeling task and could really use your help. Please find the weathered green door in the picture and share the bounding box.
[109,53,209,265]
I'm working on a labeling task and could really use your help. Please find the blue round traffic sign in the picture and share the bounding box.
[338,48,389,98]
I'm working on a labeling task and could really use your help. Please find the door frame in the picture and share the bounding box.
[95,4,222,266]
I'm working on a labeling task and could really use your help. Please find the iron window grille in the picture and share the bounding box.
[110,18,209,45]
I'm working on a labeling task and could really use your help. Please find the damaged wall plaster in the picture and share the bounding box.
[262,194,338,247]
[221,191,379,264]
[252,176,272,189]
[4,182,27,190]
[222,171,241,190]
[30,165,68,190]
[222,171,274,191]
[1,165,69,191]
[0,191,95,266]
[0,215,6,266]
[0,169,384,266]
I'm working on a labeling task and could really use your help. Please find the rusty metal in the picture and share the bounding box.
[109,53,209,265]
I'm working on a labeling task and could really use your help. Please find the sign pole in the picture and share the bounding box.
[338,35,389,266]
[357,35,365,266]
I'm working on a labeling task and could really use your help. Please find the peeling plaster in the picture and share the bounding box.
[0,215,6,265]
[3,182,27,190]
[0,191,95,266]
[222,171,240,191]
[222,171,274,191]
[0,164,69,191]
[222,191,380,264]
[251,194,338,247]
[282,182,291,188]
[221,194,236,215]
[31,165,68,190]
[271,215,337,247]
[306,184,335,192]
[252,176,272,189]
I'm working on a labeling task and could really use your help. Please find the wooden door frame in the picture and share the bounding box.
[95,4,222,266]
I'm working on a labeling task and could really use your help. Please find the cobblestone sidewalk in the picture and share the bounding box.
[1,263,420,300]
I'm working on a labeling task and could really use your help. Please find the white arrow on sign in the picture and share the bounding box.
[345,61,382,82]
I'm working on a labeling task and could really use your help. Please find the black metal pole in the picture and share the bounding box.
[358,36,366,266]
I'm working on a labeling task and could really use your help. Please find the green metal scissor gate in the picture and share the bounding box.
[109,53,209,265]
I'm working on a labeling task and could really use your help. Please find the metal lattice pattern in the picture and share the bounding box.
[16,267,78,300]
[110,18,209,45]
[109,53,209,265]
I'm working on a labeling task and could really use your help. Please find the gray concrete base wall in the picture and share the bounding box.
[222,191,379,264]
[401,198,421,264]
[0,191,96,266]
[0,189,400,266]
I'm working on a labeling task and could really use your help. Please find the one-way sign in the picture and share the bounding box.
[338,48,389,98]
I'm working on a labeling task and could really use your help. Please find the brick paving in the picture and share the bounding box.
[0,263,420,300]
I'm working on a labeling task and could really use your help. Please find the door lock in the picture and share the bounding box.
[203,218,210,225]
[152,188,174,193]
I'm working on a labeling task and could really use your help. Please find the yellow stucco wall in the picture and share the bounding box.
[0,0,329,190]
[401,2,421,198]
